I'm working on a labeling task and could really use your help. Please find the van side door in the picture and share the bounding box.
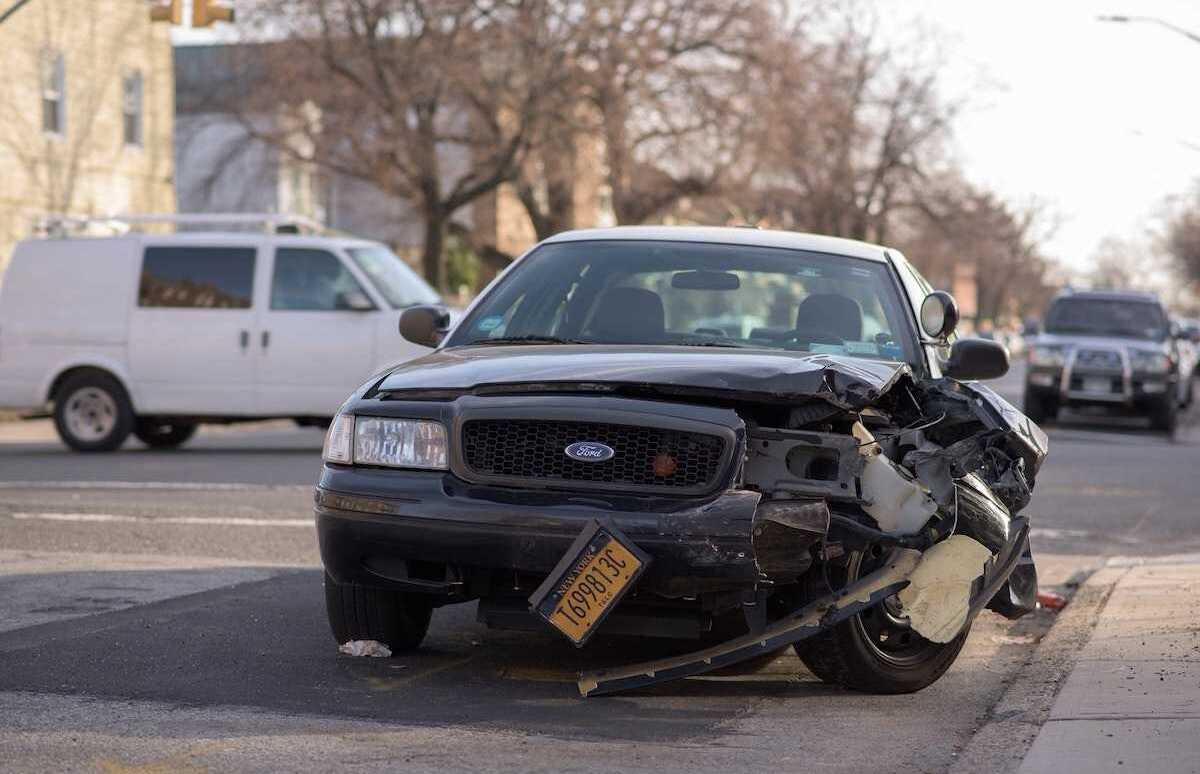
[128,243,261,415]
[256,245,379,417]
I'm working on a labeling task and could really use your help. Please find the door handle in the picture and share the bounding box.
[239,330,249,349]
[261,330,270,349]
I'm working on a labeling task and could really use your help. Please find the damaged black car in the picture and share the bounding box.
[316,226,1048,696]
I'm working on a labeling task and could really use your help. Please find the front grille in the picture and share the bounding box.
[1076,349,1122,370]
[460,419,727,491]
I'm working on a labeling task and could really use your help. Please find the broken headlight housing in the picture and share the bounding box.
[322,415,448,470]
[1027,344,1066,367]
[1128,349,1171,374]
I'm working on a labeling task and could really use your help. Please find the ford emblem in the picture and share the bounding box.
[564,441,615,462]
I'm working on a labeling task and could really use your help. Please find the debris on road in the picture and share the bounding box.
[1036,590,1068,611]
[338,640,392,658]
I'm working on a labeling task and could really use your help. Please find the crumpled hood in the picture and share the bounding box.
[374,345,912,408]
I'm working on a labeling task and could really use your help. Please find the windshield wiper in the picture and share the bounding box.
[674,340,753,348]
[467,335,591,346]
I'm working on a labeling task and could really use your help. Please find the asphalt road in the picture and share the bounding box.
[1,363,1198,772]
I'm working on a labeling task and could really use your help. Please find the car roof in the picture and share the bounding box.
[542,226,892,263]
[19,233,382,249]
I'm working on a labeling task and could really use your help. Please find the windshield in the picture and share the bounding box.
[1044,298,1167,341]
[347,246,441,309]
[446,240,919,367]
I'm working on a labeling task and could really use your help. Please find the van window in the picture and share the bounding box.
[271,248,371,311]
[139,247,256,309]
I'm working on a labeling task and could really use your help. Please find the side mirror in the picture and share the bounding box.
[919,291,959,340]
[336,290,375,311]
[945,338,1009,381]
[399,304,451,348]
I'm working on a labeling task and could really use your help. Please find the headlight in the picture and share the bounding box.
[323,413,354,464]
[1028,345,1065,367]
[322,415,449,469]
[1129,350,1171,373]
[353,417,448,469]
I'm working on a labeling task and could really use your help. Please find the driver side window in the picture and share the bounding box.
[270,249,371,311]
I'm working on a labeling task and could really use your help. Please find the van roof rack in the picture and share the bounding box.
[33,213,333,237]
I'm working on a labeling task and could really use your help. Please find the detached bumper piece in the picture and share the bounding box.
[577,549,922,697]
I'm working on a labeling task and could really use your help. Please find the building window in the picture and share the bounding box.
[122,71,143,146]
[41,51,65,136]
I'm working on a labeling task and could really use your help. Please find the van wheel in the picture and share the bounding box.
[134,419,198,449]
[795,548,969,693]
[53,372,134,452]
[324,572,433,653]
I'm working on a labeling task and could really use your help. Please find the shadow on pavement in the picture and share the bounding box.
[0,570,822,741]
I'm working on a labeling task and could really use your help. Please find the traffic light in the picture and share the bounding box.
[148,0,182,24]
[193,0,235,27]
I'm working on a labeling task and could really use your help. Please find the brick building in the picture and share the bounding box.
[0,0,176,275]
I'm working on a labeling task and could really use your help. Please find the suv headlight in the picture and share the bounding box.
[322,415,449,470]
[1028,345,1065,367]
[1129,350,1171,374]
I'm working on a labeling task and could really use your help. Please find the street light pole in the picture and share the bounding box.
[1097,14,1200,45]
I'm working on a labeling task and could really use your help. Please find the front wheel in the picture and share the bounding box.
[795,548,969,693]
[324,572,433,653]
[1150,394,1178,435]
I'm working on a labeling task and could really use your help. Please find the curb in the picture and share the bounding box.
[948,566,1128,774]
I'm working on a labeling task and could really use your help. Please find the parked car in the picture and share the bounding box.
[0,225,443,451]
[1024,290,1189,433]
[316,226,1047,697]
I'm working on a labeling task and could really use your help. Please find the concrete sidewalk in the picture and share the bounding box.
[1019,558,1200,773]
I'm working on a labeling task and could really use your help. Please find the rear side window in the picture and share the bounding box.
[270,248,370,310]
[139,247,256,309]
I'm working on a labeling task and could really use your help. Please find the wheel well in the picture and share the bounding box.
[47,366,127,404]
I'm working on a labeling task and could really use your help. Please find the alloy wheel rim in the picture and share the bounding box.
[848,548,943,667]
[63,387,117,442]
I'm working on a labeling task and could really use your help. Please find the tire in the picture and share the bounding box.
[795,549,970,693]
[1022,389,1055,426]
[324,571,433,653]
[134,419,198,449]
[1150,394,1178,435]
[52,371,134,452]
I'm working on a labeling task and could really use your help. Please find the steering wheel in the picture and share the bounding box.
[779,328,846,350]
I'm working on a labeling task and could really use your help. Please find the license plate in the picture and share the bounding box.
[529,520,650,646]
[1083,377,1112,393]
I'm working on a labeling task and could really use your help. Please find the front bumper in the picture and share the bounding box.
[315,466,764,599]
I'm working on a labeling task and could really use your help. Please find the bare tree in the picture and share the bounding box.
[1165,185,1200,290]
[235,0,575,289]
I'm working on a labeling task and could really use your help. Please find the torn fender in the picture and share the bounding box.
[578,549,922,697]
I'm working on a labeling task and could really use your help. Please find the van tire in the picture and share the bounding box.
[134,419,198,449]
[324,572,433,653]
[53,371,134,452]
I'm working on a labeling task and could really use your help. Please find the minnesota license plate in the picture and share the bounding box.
[529,520,650,646]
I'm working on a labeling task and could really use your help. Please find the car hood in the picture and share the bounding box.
[1033,332,1167,353]
[374,345,913,408]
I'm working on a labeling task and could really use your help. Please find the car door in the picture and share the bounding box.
[257,245,379,417]
[128,243,261,415]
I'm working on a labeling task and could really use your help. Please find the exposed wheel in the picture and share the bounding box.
[795,547,969,693]
[1150,394,1178,435]
[134,419,198,449]
[1022,390,1055,426]
[53,371,134,452]
[324,571,433,653]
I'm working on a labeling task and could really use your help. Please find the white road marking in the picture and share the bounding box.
[1030,527,1092,540]
[0,480,311,491]
[9,512,313,528]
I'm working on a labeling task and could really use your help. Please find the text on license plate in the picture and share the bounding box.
[529,523,647,646]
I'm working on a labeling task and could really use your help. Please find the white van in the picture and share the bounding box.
[0,222,444,451]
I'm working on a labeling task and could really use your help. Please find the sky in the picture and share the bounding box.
[877,0,1200,273]
[175,1,1200,274]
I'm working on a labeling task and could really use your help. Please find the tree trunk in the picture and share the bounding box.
[421,214,446,293]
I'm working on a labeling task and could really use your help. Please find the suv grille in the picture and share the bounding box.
[460,419,727,491]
